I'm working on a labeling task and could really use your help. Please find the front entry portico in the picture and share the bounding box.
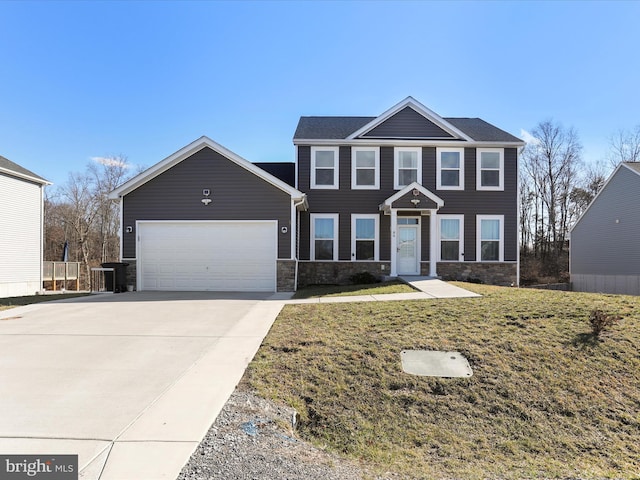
[379,182,444,278]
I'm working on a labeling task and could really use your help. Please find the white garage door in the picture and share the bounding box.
[138,221,277,292]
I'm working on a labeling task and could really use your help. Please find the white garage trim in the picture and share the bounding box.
[137,220,277,292]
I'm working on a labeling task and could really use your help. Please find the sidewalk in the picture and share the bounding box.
[282,278,480,304]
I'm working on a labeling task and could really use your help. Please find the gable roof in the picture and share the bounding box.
[253,162,295,187]
[569,162,640,233]
[0,155,50,185]
[293,96,524,145]
[380,182,444,213]
[108,136,306,202]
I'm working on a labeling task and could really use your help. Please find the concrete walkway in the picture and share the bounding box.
[284,278,479,304]
[0,292,285,480]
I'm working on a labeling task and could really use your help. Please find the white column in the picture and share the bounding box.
[429,210,437,277]
[390,209,397,277]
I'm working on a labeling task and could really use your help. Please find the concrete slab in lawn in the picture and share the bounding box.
[0,292,285,480]
[401,350,473,378]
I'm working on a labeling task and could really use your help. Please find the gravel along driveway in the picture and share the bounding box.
[177,385,370,480]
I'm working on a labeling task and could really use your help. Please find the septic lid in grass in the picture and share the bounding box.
[401,350,473,378]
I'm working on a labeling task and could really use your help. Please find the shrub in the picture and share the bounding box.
[348,271,380,285]
[589,309,621,337]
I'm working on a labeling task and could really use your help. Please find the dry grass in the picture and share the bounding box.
[292,281,416,299]
[0,293,90,311]
[245,283,640,479]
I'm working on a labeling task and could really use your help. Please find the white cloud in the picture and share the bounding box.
[520,129,540,145]
[91,156,129,168]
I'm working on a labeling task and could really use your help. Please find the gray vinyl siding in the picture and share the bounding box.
[362,107,456,139]
[571,166,640,276]
[298,146,518,262]
[122,147,292,259]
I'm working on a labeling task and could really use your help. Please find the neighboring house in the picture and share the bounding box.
[570,162,640,295]
[108,137,307,292]
[0,155,50,297]
[110,97,523,292]
[294,97,524,287]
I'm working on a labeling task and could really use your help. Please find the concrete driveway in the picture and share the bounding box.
[0,291,287,479]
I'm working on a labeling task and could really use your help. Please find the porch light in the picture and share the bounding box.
[411,198,421,207]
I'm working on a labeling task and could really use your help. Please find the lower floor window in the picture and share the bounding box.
[311,214,338,260]
[439,215,463,261]
[477,215,503,261]
[352,214,379,261]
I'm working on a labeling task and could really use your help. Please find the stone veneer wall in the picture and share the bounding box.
[297,261,391,287]
[277,260,296,292]
[437,262,517,286]
[124,260,137,291]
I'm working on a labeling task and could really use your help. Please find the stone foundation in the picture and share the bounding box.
[297,261,391,287]
[277,260,296,292]
[436,262,518,286]
[123,259,137,291]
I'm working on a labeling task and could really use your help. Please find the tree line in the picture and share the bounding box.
[520,122,640,284]
[42,123,640,289]
[44,156,138,289]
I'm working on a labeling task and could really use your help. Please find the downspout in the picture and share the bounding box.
[293,197,306,291]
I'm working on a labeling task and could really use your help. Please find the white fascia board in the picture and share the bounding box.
[108,136,306,201]
[0,167,51,186]
[380,182,444,211]
[569,162,628,233]
[346,96,475,142]
[293,138,525,148]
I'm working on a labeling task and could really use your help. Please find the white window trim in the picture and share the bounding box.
[476,148,504,191]
[476,215,504,262]
[351,214,379,261]
[436,147,465,190]
[394,147,422,190]
[311,146,339,189]
[437,214,464,262]
[311,213,339,261]
[351,147,380,190]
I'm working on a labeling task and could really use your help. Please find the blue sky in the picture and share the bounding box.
[1,0,639,187]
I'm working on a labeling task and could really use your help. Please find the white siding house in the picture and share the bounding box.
[570,162,640,295]
[0,156,50,297]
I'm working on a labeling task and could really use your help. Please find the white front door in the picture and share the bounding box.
[397,225,419,275]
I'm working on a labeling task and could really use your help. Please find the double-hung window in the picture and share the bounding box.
[477,215,504,262]
[351,147,379,189]
[476,148,504,190]
[438,215,464,261]
[436,148,464,190]
[311,147,339,189]
[351,214,379,261]
[311,214,338,261]
[394,147,421,189]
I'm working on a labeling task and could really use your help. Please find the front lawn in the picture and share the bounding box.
[0,293,90,311]
[292,281,416,299]
[246,283,640,479]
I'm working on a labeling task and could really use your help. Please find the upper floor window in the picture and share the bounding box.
[311,214,339,260]
[351,214,379,261]
[351,147,380,189]
[477,215,504,262]
[311,146,339,189]
[436,148,464,190]
[476,148,504,191]
[394,147,421,189]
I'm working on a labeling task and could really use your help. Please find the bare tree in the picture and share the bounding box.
[607,125,640,168]
[47,156,135,288]
[521,120,582,275]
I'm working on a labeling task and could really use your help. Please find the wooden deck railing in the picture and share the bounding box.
[42,261,82,291]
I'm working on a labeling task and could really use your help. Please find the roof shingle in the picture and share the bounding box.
[0,155,49,184]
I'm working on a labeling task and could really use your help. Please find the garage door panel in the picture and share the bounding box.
[138,222,277,292]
